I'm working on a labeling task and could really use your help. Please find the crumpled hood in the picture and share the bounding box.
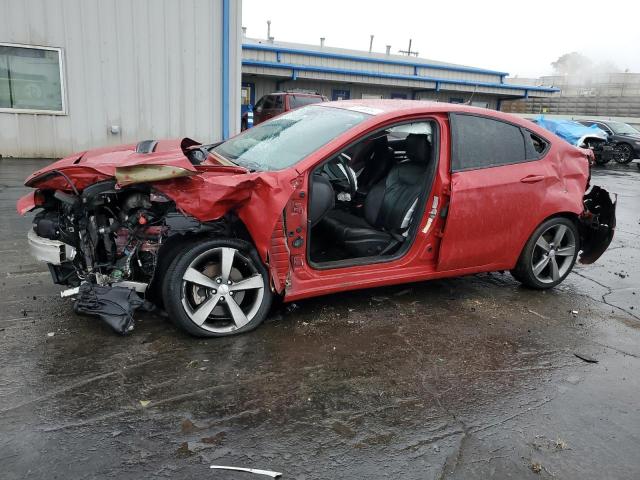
[20,138,300,261]
[25,138,202,189]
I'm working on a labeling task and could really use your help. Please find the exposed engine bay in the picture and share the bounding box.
[30,180,229,333]
[580,137,618,165]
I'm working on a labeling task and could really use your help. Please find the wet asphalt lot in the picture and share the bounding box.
[1,159,639,479]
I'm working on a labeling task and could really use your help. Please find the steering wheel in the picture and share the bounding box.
[336,154,358,197]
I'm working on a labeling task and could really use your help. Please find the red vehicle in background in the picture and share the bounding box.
[241,91,328,130]
[17,100,615,337]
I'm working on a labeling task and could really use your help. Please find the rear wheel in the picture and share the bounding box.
[163,238,272,337]
[511,217,579,289]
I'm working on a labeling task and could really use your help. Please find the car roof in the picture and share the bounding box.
[317,99,540,131]
[267,92,323,96]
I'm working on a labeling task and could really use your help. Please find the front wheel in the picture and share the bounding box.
[511,217,579,289]
[615,143,634,164]
[162,238,273,337]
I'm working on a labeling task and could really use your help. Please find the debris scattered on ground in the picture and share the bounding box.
[614,271,628,279]
[574,352,599,363]
[74,283,145,334]
[46,332,55,337]
[186,360,198,368]
[209,466,282,478]
[530,461,542,473]
[111,430,122,437]
[139,400,151,407]
[555,438,567,450]
[570,310,579,316]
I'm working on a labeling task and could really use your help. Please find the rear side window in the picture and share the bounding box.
[450,113,527,172]
[274,95,284,109]
[524,131,549,159]
[289,95,323,109]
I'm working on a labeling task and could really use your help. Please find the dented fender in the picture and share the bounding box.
[153,169,300,262]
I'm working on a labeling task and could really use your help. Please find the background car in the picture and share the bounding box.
[530,116,617,165]
[241,91,328,130]
[18,101,615,337]
[577,119,640,164]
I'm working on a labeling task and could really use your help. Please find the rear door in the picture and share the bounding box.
[437,113,551,271]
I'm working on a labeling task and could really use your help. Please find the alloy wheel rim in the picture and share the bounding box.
[616,144,632,163]
[180,247,264,333]
[531,224,576,284]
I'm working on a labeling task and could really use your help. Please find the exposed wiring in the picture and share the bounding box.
[51,169,80,196]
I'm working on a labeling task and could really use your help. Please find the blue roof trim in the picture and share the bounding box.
[221,0,230,140]
[243,43,510,77]
[242,59,560,93]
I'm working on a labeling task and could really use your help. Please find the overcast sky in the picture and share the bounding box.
[242,0,640,78]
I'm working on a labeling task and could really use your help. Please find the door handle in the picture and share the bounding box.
[520,174,545,183]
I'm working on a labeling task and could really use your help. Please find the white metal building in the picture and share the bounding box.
[0,0,242,158]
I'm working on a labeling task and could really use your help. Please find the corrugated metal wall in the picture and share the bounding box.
[502,96,640,117]
[0,0,242,158]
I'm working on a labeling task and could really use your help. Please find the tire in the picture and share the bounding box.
[162,238,273,337]
[511,217,579,289]
[615,143,634,164]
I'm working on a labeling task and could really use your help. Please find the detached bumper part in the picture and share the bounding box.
[579,185,617,264]
[73,283,146,334]
[27,229,75,265]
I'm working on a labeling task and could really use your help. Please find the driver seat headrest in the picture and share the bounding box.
[405,133,431,164]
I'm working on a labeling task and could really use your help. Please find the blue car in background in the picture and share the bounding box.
[530,116,617,165]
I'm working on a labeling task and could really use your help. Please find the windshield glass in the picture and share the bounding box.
[211,105,370,171]
[607,121,639,135]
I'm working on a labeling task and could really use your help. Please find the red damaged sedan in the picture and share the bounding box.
[17,101,616,336]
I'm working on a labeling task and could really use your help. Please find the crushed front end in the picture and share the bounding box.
[22,180,226,333]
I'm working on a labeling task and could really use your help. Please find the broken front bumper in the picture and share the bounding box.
[27,229,76,265]
[579,185,617,265]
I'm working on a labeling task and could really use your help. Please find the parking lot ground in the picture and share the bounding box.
[1,159,639,479]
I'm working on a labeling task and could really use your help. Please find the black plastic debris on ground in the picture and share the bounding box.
[73,283,147,334]
[574,352,599,363]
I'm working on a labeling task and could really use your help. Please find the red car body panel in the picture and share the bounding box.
[18,100,601,301]
[21,139,299,263]
[16,190,38,216]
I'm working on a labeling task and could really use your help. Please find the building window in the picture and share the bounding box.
[449,97,465,104]
[0,44,65,113]
[332,89,350,101]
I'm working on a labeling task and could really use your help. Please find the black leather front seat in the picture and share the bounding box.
[321,134,431,257]
[352,136,394,194]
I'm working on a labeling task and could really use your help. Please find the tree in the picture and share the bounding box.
[551,52,592,75]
